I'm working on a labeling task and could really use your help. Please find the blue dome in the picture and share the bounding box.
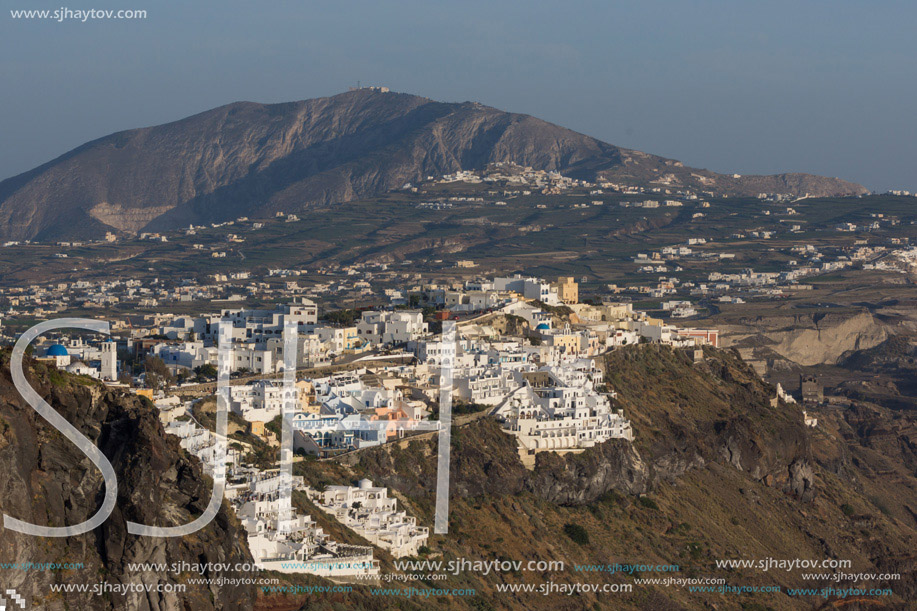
[535,323,551,330]
[47,344,69,356]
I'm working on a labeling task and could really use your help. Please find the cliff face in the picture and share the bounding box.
[720,310,889,366]
[0,89,867,241]
[293,344,915,609]
[600,345,814,500]
[0,353,255,611]
[330,345,814,508]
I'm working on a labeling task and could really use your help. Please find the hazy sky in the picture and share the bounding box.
[2,0,915,191]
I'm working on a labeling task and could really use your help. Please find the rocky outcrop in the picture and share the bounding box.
[721,310,888,366]
[787,460,815,502]
[838,403,917,475]
[355,345,815,509]
[527,439,650,504]
[772,312,888,365]
[0,89,867,241]
[841,334,917,373]
[604,345,815,500]
[0,353,255,610]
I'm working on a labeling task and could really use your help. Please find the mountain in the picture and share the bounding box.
[0,352,255,610]
[0,89,868,241]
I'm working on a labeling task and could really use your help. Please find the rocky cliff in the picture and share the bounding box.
[720,310,889,366]
[3,344,913,610]
[314,346,814,511]
[0,89,868,241]
[291,345,915,609]
[446,346,814,506]
[0,352,255,610]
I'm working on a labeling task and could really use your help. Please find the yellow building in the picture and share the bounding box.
[342,326,361,351]
[545,331,580,354]
[554,276,579,304]
[296,379,320,413]
[601,302,634,321]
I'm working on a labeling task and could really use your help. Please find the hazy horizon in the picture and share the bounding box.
[2,0,915,192]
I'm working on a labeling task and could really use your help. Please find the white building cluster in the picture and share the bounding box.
[306,479,429,558]
[291,369,430,456]
[163,417,242,478]
[36,338,119,381]
[151,396,383,579]
[491,362,633,464]
[227,472,379,577]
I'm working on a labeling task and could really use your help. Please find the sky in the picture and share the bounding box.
[1,0,915,192]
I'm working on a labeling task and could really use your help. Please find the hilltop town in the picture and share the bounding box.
[6,268,743,577]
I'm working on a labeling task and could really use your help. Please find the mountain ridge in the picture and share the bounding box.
[0,89,869,241]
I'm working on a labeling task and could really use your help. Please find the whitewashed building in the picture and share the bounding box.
[307,479,429,558]
[356,310,428,345]
[492,366,633,454]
